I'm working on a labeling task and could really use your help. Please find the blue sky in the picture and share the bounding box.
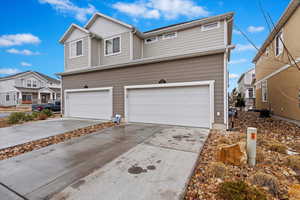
[0,0,290,91]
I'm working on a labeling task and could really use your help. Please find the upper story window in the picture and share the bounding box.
[70,39,83,58]
[248,88,254,98]
[6,94,9,101]
[145,36,158,44]
[261,80,268,102]
[275,31,283,56]
[201,21,220,31]
[27,80,31,88]
[33,80,37,87]
[163,32,177,40]
[105,36,121,56]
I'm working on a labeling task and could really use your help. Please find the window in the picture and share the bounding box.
[144,36,157,44]
[275,31,283,56]
[163,32,177,40]
[27,80,31,87]
[201,21,220,31]
[105,37,121,56]
[70,39,83,58]
[33,80,37,87]
[248,88,254,98]
[261,80,268,102]
[6,94,9,101]
[265,47,269,56]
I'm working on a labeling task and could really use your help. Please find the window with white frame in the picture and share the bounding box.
[163,32,177,40]
[6,94,9,101]
[201,21,220,31]
[261,80,268,102]
[27,80,31,87]
[275,31,283,56]
[248,88,254,98]
[105,37,120,56]
[70,40,83,58]
[33,80,37,87]
[144,36,157,44]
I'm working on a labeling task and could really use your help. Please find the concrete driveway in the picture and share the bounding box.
[0,118,101,150]
[0,123,209,200]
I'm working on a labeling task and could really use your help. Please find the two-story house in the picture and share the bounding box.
[0,71,61,106]
[237,68,255,110]
[253,0,300,121]
[58,12,234,129]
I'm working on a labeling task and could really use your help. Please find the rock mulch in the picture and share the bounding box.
[184,111,300,200]
[0,122,114,161]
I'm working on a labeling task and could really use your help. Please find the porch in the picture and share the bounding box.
[16,87,60,105]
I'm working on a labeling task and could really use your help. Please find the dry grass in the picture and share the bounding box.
[268,142,287,154]
[284,155,300,171]
[208,162,228,179]
[250,172,280,196]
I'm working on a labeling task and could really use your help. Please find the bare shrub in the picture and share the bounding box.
[250,172,280,196]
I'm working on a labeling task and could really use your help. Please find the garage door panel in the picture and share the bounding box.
[127,85,211,128]
[66,90,112,120]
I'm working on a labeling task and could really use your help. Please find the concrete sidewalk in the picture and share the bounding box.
[52,126,209,200]
[0,118,101,150]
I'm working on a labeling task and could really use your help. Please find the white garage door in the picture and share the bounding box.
[65,88,112,120]
[126,83,212,128]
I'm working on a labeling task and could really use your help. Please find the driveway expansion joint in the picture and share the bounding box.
[0,182,29,200]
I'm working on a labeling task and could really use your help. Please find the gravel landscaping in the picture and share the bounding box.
[0,122,114,161]
[185,111,300,200]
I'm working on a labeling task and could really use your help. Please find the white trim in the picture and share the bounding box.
[130,32,133,60]
[69,39,84,59]
[104,35,121,56]
[201,21,220,32]
[261,80,268,102]
[223,19,228,128]
[59,23,90,44]
[275,29,284,57]
[64,87,113,119]
[98,40,101,65]
[124,81,215,129]
[88,36,92,66]
[141,40,144,58]
[144,36,158,44]
[162,32,177,40]
[255,57,300,85]
[84,12,133,30]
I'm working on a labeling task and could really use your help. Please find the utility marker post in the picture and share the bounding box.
[246,127,257,167]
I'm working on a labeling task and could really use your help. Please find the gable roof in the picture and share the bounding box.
[0,71,60,83]
[60,12,234,43]
[84,12,133,30]
[253,0,300,62]
[59,23,90,44]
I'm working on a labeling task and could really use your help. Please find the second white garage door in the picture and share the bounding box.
[125,82,213,128]
[65,88,112,120]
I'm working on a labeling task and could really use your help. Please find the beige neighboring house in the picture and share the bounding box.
[253,0,300,121]
[237,68,255,110]
[58,12,234,129]
[0,71,61,106]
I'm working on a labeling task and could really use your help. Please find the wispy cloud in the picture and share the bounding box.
[112,0,210,20]
[229,73,239,79]
[235,44,256,52]
[229,58,247,65]
[247,26,265,33]
[6,48,40,56]
[233,29,241,35]
[0,33,41,47]
[39,0,97,22]
[20,62,32,67]
[0,68,20,75]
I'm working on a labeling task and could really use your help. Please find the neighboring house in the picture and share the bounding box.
[237,68,255,109]
[0,71,61,106]
[58,12,234,129]
[253,0,300,121]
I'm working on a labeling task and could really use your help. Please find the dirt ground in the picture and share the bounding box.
[185,111,300,200]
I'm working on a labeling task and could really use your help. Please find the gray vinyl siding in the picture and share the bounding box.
[64,36,89,71]
[62,53,225,124]
[91,38,100,66]
[143,21,225,58]
[133,35,142,59]
[101,32,131,65]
